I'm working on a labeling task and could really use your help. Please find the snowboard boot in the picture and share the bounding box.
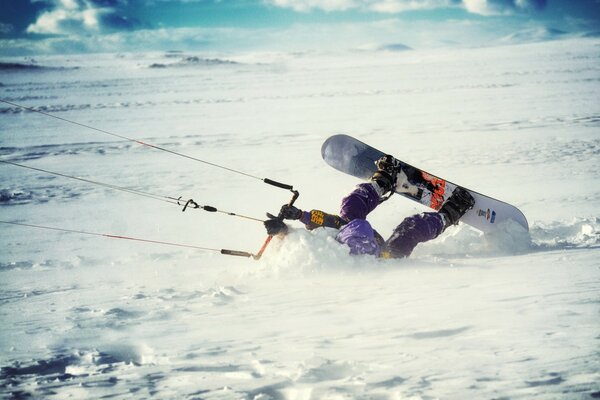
[370,155,399,195]
[439,187,475,228]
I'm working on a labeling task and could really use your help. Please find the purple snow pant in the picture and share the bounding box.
[336,183,445,258]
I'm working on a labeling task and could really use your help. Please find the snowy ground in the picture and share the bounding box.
[1,38,599,399]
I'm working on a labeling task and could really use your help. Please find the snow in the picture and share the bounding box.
[1,38,600,399]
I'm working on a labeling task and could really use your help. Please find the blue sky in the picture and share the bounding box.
[1,0,599,56]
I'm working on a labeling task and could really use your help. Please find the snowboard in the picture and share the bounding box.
[321,134,529,233]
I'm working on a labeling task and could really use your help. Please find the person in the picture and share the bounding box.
[264,155,475,258]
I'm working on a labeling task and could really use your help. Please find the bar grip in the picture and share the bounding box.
[221,249,254,258]
[263,178,293,190]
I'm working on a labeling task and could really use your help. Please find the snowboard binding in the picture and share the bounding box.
[439,187,475,228]
[371,154,399,195]
[371,155,420,201]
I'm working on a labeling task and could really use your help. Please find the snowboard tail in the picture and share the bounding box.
[321,134,528,233]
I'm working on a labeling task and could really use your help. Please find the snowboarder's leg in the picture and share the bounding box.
[384,212,445,258]
[339,155,399,222]
[338,183,382,221]
[384,187,475,258]
[337,219,381,256]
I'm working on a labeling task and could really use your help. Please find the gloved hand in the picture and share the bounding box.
[264,217,288,236]
[279,204,302,220]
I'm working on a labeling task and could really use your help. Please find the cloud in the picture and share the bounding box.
[369,0,456,13]
[266,0,546,15]
[462,0,546,16]
[267,0,355,12]
[267,0,456,13]
[26,0,138,35]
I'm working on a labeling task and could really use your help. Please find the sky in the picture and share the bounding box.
[0,0,599,56]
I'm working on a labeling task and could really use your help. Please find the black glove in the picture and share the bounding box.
[279,204,302,220]
[264,217,288,236]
